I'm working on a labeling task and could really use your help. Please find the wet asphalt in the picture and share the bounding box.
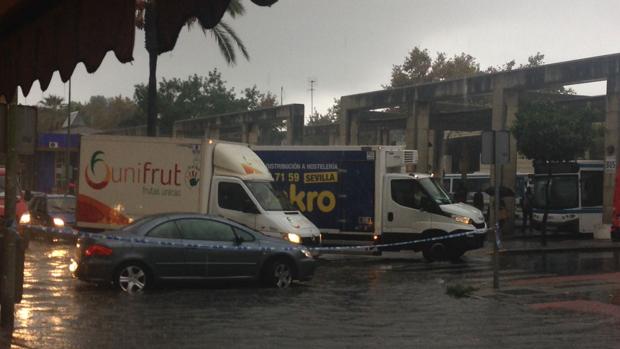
[3,240,620,349]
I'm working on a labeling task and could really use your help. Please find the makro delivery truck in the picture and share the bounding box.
[76,135,321,245]
[253,145,487,260]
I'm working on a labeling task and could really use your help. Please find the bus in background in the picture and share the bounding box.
[531,161,603,234]
[611,164,620,241]
[442,172,531,221]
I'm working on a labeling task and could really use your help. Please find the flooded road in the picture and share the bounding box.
[4,241,620,348]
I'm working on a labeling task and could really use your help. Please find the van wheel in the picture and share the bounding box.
[423,243,447,262]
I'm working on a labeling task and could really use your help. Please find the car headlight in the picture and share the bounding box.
[287,233,301,244]
[452,215,472,225]
[53,217,65,227]
[300,248,313,259]
[19,213,30,225]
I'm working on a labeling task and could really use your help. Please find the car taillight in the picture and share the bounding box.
[84,244,113,257]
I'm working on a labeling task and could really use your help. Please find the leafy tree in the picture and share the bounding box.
[239,86,278,110]
[511,99,595,243]
[307,98,341,126]
[388,47,481,88]
[129,71,279,136]
[80,95,138,130]
[388,48,575,95]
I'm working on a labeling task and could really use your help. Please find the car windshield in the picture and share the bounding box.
[48,197,76,213]
[532,174,579,209]
[419,177,453,205]
[245,181,296,211]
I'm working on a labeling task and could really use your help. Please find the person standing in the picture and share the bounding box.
[521,187,534,232]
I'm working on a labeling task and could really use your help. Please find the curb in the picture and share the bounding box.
[498,246,620,255]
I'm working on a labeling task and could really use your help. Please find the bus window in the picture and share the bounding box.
[533,175,579,209]
[581,171,603,207]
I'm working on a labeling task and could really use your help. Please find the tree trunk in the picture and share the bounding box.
[145,1,158,137]
[541,162,551,246]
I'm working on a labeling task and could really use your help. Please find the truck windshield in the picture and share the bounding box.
[245,181,296,211]
[532,174,579,209]
[419,177,452,205]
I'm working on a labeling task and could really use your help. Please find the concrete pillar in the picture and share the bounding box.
[603,75,620,227]
[491,86,519,235]
[413,102,432,172]
[433,129,444,175]
[286,105,304,145]
[338,99,351,145]
[247,124,260,145]
[348,112,359,146]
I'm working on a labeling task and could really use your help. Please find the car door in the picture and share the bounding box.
[176,218,259,279]
[143,220,194,279]
[382,178,434,242]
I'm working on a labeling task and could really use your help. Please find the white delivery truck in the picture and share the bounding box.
[253,145,487,260]
[77,135,321,246]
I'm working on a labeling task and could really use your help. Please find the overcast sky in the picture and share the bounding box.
[20,0,620,118]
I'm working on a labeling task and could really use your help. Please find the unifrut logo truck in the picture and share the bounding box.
[253,145,487,261]
[77,135,320,246]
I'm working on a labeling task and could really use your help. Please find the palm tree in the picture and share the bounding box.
[137,0,249,136]
[40,94,65,110]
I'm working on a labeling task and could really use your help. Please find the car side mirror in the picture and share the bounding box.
[234,235,244,245]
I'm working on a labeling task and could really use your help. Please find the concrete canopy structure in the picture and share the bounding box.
[173,104,304,145]
[339,53,620,234]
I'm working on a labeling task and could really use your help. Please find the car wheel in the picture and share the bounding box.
[266,259,294,289]
[116,263,149,294]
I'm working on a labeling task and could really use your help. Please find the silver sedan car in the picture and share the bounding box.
[71,213,316,293]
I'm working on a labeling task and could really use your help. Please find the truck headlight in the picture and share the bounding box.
[287,233,301,244]
[19,213,30,225]
[53,217,65,227]
[452,215,472,225]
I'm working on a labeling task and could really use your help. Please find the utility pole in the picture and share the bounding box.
[280,86,284,106]
[309,78,316,118]
[1,95,18,330]
[66,79,72,194]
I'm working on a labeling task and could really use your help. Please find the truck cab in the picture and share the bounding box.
[205,142,321,245]
[380,172,486,260]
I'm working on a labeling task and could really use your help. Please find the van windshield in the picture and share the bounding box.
[245,181,296,211]
[419,177,452,205]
